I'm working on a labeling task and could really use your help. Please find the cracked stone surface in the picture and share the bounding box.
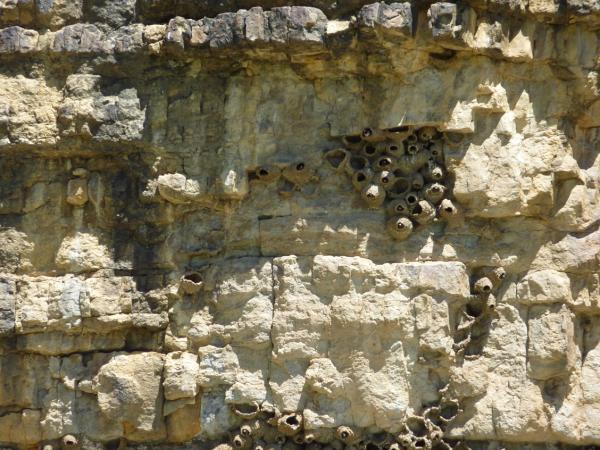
[0,0,600,448]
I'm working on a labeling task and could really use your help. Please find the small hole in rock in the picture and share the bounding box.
[234,403,259,415]
[430,49,456,60]
[296,163,305,171]
[445,206,453,212]
[382,177,389,183]
[412,204,423,214]
[259,169,269,176]
[350,157,366,170]
[346,135,362,143]
[184,273,202,283]
[357,174,366,182]
[326,150,346,168]
[388,126,410,133]
[286,416,299,426]
[441,403,459,420]
[365,145,376,154]
[406,418,428,437]
[466,302,483,317]
[105,440,121,450]
[407,195,417,204]
[362,128,373,136]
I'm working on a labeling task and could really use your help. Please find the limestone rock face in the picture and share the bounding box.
[0,0,600,448]
[94,352,166,441]
[163,351,200,401]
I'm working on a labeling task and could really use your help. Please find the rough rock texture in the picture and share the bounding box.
[1,0,600,449]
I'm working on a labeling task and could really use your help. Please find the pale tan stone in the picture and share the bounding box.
[166,395,201,442]
[66,178,88,206]
[55,233,112,273]
[95,352,166,441]
[163,351,200,401]
[1,1,600,448]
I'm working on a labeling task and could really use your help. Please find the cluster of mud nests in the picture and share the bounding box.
[217,401,470,450]
[325,126,462,240]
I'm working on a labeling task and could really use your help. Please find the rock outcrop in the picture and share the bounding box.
[1,0,600,448]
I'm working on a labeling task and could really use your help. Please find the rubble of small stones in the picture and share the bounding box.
[1,0,600,449]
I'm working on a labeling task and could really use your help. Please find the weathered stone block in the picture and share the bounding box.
[157,173,205,204]
[0,0,599,447]
[378,2,412,36]
[268,7,290,44]
[66,178,88,206]
[527,304,577,380]
[36,0,83,29]
[166,395,201,442]
[565,0,599,15]
[95,352,166,441]
[112,24,145,53]
[210,12,235,48]
[52,24,110,53]
[189,18,211,46]
[0,278,15,336]
[244,6,269,43]
[55,233,112,273]
[517,270,572,305]
[287,6,327,43]
[200,391,234,439]
[0,409,41,445]
[358,2,412,38]
[165,16,191,49]
[163,351,200,400]
[87,0,136,28]
[0,26,37,53]
[428,2,459,39]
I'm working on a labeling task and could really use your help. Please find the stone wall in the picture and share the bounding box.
[0,0,599,448]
